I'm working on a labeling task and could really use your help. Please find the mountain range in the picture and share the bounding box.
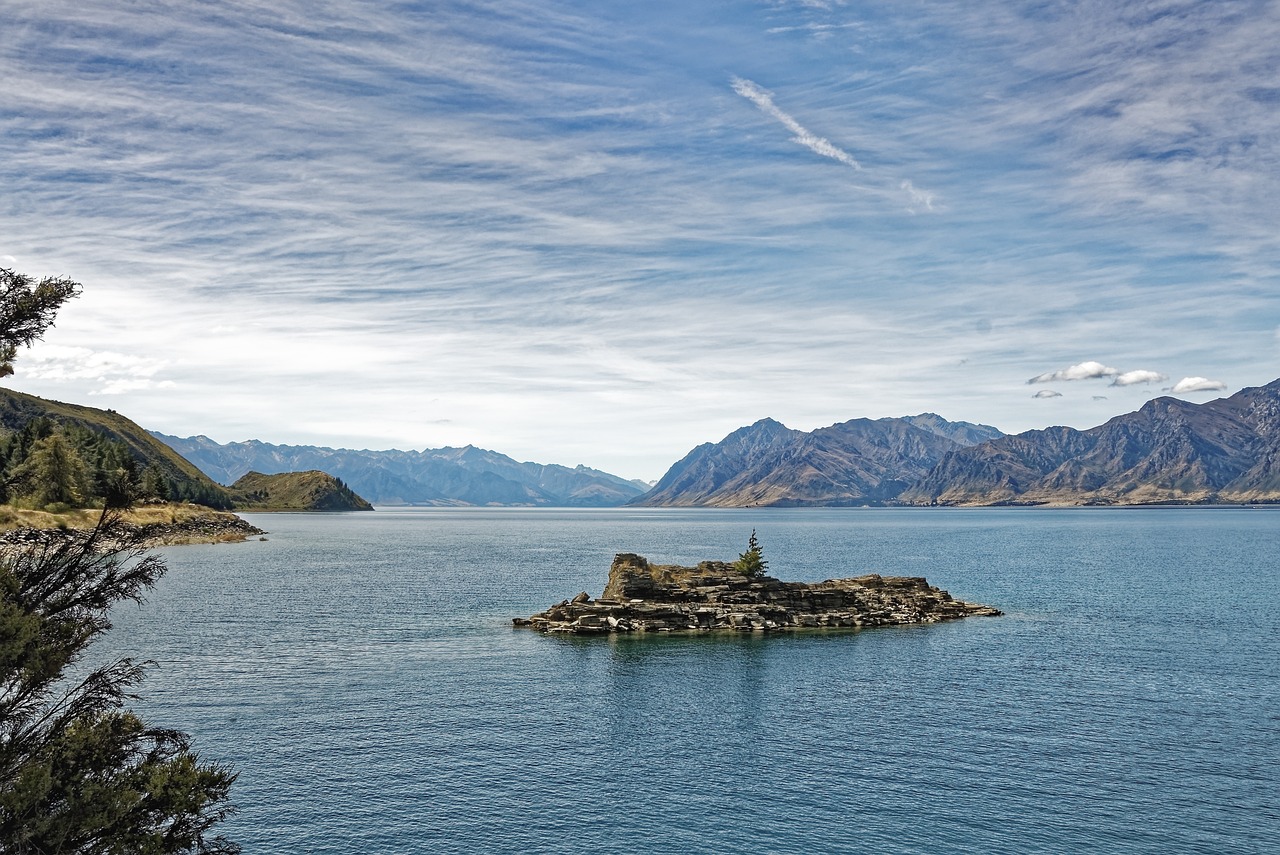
[151,434,650,507]
[900,379,1280,505]
[633,414,1004,507]
[635,380,1280,507]
[154,380,1280,508]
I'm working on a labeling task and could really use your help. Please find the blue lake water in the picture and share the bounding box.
[102,507,1280,853]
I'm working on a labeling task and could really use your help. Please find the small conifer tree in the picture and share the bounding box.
[734,529,768,579]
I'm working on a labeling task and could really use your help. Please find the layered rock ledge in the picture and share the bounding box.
[514,553,1001,635]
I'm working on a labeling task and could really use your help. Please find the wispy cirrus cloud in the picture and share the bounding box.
[731,75,939,212]
[1,1,1275,478]
[731,76,862,170]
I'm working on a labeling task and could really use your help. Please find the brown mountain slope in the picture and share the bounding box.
[900,379,1280,505]
[632,415,997,507]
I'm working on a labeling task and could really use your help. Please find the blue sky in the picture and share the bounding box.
[2,0,1278,480]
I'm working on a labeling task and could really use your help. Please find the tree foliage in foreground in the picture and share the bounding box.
[0,268,238,851]
[734,528,768,579]
[0,269,80,380]
[0,512,240,853]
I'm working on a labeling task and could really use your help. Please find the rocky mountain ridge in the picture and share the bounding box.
[633,413,1003,507]
[632,380,1280,507]
[153,433,648,507]
[902,378,1280,505]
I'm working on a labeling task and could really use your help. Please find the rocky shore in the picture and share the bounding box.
[119,513,266,546]
[0,508,265,548]
[515,553,1001,635]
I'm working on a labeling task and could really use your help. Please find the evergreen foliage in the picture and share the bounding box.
[0,409,234,512]
[0,269,79,379]
[0,269,239,851]
[0,513,239,852]
[734,529,768,579]
[0,425,141,511]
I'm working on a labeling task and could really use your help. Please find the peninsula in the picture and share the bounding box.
[515,553,1000,635]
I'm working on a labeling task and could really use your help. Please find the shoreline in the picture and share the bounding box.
[0,503,266,547]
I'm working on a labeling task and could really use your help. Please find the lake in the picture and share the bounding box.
[102,507,1280,853]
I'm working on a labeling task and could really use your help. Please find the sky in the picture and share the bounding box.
[2,0,1278,481]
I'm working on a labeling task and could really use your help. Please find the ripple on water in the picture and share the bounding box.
[100,507,1280,854]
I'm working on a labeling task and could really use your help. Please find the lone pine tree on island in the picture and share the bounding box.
[734,529,768,579]
[0,268,239,853]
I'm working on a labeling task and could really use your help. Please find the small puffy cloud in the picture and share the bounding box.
[1033,389,1063,398]
[1092,395,1108,401]
[1027,361,1119,384]
[1111,369,1167,387]
[1170,377,1227,394]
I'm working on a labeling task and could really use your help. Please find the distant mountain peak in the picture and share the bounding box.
[734,417,790,435]
[894,413,1005,446]
[633,413,972,508]
[153,433,646,507]
[902,379,1280,506]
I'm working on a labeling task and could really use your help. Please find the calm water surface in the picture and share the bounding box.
[102,507,1280,853]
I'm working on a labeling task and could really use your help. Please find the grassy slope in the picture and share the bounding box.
[0,387,232,504]
[229,470,374,511]
[0,389,376,511]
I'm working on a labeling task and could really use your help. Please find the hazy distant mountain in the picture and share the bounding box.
[632,414,1003,507]
[151,433,649,507]
[900,379,1280,505]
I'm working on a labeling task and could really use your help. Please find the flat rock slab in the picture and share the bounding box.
[515,553,1001,635]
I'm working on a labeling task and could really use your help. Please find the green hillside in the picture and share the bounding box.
[0,387,233,508]
[229,470,374,511]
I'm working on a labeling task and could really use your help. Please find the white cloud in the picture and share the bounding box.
[14,345,171,394]
[900,180,934,212]
[90,378,178,396]
[1170,376,1227,394]
[1033,389,1062,399]
[1111,369,1167,387]
[1028,361,1119,384]
[1,2,1275,479]
[767,22,862,35]
[732,76,863,170]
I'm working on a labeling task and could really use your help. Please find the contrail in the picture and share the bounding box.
[731,76,862,170]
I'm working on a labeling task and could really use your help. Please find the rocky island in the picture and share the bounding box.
[515,552,1001,635]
